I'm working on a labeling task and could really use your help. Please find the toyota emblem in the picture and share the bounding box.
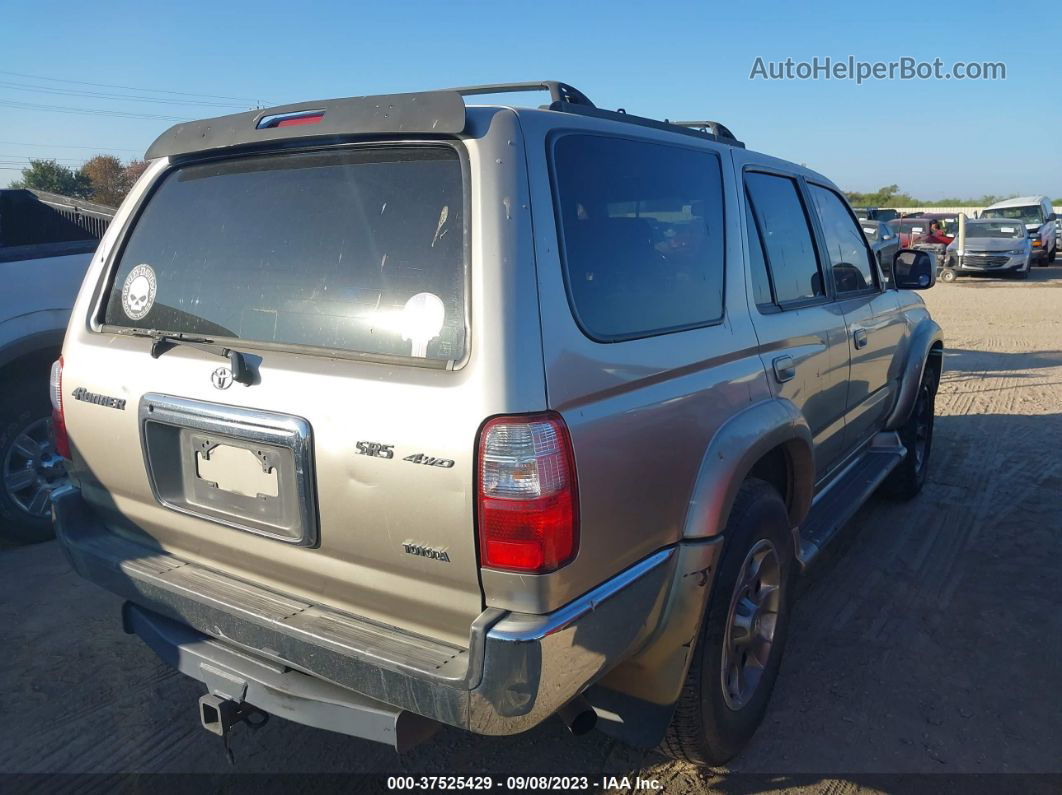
[211,367,234,390]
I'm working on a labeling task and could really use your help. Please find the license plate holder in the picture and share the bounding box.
[140,393,318,545]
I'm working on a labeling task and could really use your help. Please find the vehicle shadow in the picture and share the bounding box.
[949,265,1062,285]
[942,347,1062,374]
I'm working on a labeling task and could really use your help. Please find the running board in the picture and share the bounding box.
[796,432,906,569]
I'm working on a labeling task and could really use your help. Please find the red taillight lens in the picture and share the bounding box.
[476,413,578,573]
[256,111,325,129]
[49,357,70,459]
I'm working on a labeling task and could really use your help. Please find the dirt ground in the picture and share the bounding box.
[1,267,1060,791]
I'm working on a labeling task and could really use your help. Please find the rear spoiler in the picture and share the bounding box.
[145,80,744,160]
[145,91,467,160]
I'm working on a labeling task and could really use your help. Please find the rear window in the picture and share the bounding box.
[551,134,726,341]
[104,146,467,363]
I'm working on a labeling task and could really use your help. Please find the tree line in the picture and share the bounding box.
[844,184,1062,208]
[10,156,149,208]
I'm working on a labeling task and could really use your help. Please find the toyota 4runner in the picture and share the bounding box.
[50,81,943,764]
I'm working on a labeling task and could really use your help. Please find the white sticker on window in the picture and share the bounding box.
[1001,226,1016,233]
[121,264,157,321]
[401,292,445,358]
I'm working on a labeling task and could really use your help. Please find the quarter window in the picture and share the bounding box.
[744,172,824,304]
[551,135,726,341]
[808,184,876,294]
[744,195,773,307]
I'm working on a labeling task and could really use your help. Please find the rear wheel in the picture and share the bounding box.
[881,370,935,500]
[660,479,794,766]
[0,384,65,543]
[1049,245,1056,263]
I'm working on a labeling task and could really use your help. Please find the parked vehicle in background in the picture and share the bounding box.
[980,196,1057,264]
[888,217,954,248]
[51,81,943,766]
[0,189,114,542]
[860,220,901,283]
[918,212,960,239]
[940,219,1033,281]
[851,206,900,223]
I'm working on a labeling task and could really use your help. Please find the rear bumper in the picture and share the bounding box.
[52,486,679,738]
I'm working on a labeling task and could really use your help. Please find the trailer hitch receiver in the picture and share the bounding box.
[199,693,268,738]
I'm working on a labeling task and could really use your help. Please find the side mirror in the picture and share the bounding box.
[1048,213,1057,222]
[893,249,936,290]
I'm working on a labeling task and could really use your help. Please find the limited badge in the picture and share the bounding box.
[121,264,157,321]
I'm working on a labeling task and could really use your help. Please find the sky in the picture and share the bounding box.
[1,0,1059,200]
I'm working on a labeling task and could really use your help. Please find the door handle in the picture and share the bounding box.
[772,355,795,383]
[853,328,869,349]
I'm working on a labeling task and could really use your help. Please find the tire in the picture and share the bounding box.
[0,383,64,543]
[939,268,957,283]
[660,479,795,766]
[881,370,936,500]
[1014,269,1028,280]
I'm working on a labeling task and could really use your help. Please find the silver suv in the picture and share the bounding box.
[51,81,942,764]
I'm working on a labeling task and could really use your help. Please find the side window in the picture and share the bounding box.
[744,172,825,304]
[744,194,774,307]
[808,184,877,294]
[551,134,726,340]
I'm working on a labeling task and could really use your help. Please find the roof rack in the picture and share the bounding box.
[450,82,744,147]
[447,81,595,108]
[669,120,740,142]
[145,80,743,160]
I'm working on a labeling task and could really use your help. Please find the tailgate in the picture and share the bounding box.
[60,141,521,647]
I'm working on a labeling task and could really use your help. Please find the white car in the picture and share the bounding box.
[0,189,113,541]
[942,219,1033,281]
[980,195,1057,265]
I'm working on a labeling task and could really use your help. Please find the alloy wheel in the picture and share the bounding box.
[3,417,67,519]
[721,538,783,710]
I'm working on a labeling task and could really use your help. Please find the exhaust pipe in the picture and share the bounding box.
[557,696,597,736]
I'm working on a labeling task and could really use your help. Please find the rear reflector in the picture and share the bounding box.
[49,357,70,459]
[256,111,324,129]
[476,413,578,573]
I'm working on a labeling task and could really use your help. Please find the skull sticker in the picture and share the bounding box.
[121,264,157,321]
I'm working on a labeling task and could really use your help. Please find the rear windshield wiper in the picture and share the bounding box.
[148,333,254,385]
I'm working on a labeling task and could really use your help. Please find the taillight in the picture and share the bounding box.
[49,357,70,459]
[256,111,324,129]
[476,413,579,573]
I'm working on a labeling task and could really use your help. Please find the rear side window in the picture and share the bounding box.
[104,147,467,363]
[744,172,824,304]
[551,135,725,341]
[744,196,773,307]
[808,184,877,294]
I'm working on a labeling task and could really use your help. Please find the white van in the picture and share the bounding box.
[980,196,1057,264]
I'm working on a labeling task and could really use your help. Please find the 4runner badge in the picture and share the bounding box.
[211,367,233,390]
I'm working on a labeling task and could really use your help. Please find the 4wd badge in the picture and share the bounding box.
[121,264,157,321]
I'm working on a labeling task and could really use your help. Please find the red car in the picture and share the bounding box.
[887,216,954,248]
